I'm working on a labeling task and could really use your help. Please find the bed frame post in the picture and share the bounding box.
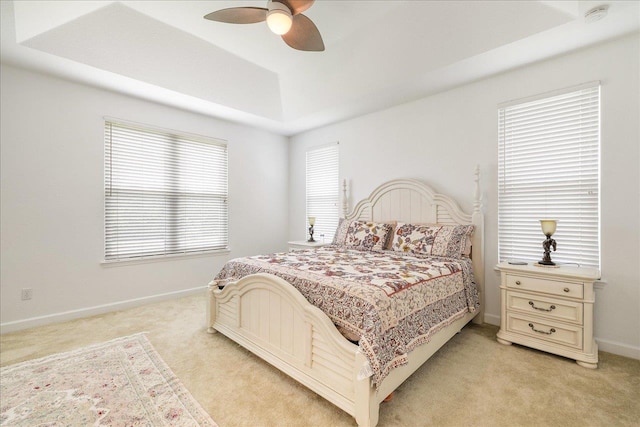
[472,165,485,324]
[354,351,379,427]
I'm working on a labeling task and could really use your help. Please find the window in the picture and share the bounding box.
[104,119,228,261]
[306,143,339,242]
[498,83,600,269]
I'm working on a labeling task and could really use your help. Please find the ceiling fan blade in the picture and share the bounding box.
[204,7,267,24]
[274,0,315,15]
[282,14,324,52]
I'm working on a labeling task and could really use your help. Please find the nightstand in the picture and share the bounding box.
[496,261,600,368]
[287,240,328,251]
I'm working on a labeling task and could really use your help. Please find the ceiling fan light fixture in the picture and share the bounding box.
[204,0,323,51]
[266,2,293,35]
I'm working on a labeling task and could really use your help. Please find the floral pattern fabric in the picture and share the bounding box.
[391,223,474,258]
[333,219,394,251]
[332,218,350,245]
[214,247,479,387]
[0,334,216,427]
[344,220,394,251]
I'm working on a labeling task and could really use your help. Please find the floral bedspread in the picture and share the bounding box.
[213,246,479,387]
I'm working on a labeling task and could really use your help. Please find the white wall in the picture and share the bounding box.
[0,64,289,330]
[289,34,640,358]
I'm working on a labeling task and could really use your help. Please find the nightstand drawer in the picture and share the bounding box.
[507,313,583,349]
[507,291,583,324]
[506,274,583,299]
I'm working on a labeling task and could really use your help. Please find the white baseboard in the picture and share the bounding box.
[596,337,640,360]
[0,286,206,334]
[4,292,638,361]
[483,313,501,326]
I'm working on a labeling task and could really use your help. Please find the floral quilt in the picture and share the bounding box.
[213,246,479,387]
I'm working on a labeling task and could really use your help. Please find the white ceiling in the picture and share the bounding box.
[1,1,639,135]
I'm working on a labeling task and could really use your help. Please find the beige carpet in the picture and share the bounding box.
[1,294,638,427]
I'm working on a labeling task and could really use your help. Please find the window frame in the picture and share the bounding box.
[305,143,340,243]
[497,82,601,269]
[103,118,229,263]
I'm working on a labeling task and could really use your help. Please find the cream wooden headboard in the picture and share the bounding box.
[343,167,485,323]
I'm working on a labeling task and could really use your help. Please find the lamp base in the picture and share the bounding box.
[307,237,316,243]
[537,260,556,266]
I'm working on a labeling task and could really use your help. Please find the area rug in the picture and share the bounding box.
[0,333,217,426]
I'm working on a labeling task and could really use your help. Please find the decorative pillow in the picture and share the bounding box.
[332,218,350,246]
[391,223,474,258]
[390,222,472,256]
[382,220,398,250]
[343,220,394,251]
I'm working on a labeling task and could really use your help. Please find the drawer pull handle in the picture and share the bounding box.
[529,301,556,312]
[528,323,556,335]
[515,280,521,285]
[563,287,570,293]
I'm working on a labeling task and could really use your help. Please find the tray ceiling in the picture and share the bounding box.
[1,1,638,135]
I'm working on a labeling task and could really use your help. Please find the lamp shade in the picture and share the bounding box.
[266,4,292,35]
[308,216,316,226]
[540,219,557,236]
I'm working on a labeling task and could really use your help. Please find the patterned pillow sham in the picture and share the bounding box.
[387,222,472,256]
[391,223,474,258]
[332,218,350,246]
[332,219,394,251]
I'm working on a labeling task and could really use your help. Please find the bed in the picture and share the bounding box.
[207,170,484,427]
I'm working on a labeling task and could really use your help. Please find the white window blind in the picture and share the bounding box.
[105,120,228,261]
[498,83,600,269]
[306,144,339,242]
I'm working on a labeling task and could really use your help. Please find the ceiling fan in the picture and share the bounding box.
[204,0,324,52]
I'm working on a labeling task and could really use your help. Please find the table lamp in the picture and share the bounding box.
[308,217,316,242]
[539,219,558,266]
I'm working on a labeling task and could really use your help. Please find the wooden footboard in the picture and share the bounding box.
[207,174,483,426]
[207,273,373,422]
[208,273,477,427]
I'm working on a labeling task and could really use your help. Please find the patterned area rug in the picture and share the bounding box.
[0,334,217,426]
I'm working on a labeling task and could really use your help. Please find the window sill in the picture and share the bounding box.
[101,248,230,267]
